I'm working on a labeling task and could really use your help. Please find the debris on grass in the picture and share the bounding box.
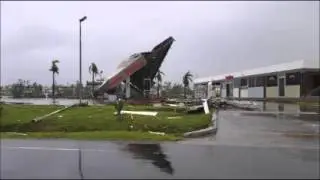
[153,103,162,107]
[8,132,28,136]
[167,116,182,119]
[113,110,158,116]
[148,131,165,136]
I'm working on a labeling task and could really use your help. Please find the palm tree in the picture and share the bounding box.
[89,62,99,96]
[99,70,104,80]
[182,71,193,99]
[155,70,164,98]
[49,60,59,102]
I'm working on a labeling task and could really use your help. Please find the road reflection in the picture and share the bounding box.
[123,143,174,175]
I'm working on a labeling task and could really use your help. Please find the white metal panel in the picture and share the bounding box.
[207,82,213,98]
[266,87,278,98]
[221,88,227,98]
[108,95,117,102]
[240,89,248,98]
[285,85,300,98]
[233,88,240,98]
[248,87,264,98]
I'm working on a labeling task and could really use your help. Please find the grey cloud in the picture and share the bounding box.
[4,26,72,55]
[1,1,319,85]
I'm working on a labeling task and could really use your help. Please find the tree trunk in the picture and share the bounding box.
[157,81,160,98]
[92,73,94,98]
[184,86,186,99]
[52,72,55,102]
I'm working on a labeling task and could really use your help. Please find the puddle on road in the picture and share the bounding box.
[121,143,174,175]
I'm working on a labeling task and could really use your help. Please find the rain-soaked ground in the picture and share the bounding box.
[1,109,319,179]
[180,109,319,147]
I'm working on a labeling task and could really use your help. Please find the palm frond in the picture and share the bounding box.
[50,60,59,74]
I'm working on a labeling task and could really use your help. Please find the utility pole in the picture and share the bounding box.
[79,16,87,104]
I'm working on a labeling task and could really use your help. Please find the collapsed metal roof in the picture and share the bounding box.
[94,36,175,97]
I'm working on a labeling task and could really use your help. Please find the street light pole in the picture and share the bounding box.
[79,16,87,104]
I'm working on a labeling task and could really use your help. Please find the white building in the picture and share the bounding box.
[193,60,320,100]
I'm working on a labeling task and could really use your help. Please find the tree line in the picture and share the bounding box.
[2,59,194,99]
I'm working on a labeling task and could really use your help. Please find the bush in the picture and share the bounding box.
[77,102,89,107]
[0,105,3,116]
[114,99,124,116]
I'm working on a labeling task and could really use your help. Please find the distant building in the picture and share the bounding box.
[193,60,320,100]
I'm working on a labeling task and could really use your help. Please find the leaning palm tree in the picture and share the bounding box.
[89,62,99,96]
[155,70,165,98]
[182,71,193,99]
[49,60,59,102]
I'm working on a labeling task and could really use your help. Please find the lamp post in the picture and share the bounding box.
[79,16,87,104]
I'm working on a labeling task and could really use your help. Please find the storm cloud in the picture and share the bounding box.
[1,1,319,86]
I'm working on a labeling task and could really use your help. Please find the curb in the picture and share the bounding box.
[183,111,218,138]
[228,103,259,111]
[225,100,262,111]
[32,104,77,123]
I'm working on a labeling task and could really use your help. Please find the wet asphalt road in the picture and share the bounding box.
[1,139,319,179]
[1,110,320,179]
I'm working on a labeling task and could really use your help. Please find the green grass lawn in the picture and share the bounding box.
[1,131,181,141]
[0,104,211,141]
[0,104,63,132]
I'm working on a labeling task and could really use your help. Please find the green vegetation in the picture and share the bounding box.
[49,59,60,101]
[155,70,165,98]
[182,71,193,98]
[0,104,211,141]
[1,104,63,131]
[3,78,191,99]
[1,131,180,141]
[89,62,99,96]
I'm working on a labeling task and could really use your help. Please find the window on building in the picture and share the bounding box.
[286,72,301,85]
[309,86,320,96]
[267,75,277,86]
[240,78,247,87]
[256,76,265,87]
[248,77,256,87]
[233,78,241,88]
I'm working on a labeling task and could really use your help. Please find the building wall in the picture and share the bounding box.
[240,88,248,98]
[194,84,208,98]
[233,88,240,98]
[221,88,226,98]
[212,85,221,98]
[301,72,320,96]
[285,85,300,98]
[212,88,216,97]
[194,70,319,99]
[266,87,278,97]
[207,82,213,98]
[248,87,264,98]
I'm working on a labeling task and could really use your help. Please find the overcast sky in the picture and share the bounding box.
[1,1,319,86]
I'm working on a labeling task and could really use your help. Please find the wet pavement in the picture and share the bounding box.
[181,110,319,147]
[1,139,319,179]
[1,103,319,179]
[1,110,320,179]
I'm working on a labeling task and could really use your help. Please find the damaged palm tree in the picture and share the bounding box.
[183,71,193,99]
[49,60,59,104]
